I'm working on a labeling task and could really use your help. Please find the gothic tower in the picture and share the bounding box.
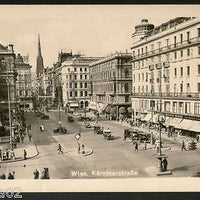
[36,35,44,77]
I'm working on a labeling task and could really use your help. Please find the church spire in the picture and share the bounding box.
[36,34,44,77]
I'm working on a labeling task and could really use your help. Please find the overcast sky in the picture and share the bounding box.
[0,5,199,75]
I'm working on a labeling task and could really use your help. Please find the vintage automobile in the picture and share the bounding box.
[40,113,50,120]
[123,129,139,141]
[53,127,67,133]
[103,129,114,140]
[85,122,91,128]
[93,125,103,134]
[68,116,74,122]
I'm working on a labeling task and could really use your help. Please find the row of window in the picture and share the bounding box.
[69,91,88,97]
[141,99,200,115]
[67,67,88,72]
[133,28,200,57]
[68,82,88,89]
[174,65,200,77]
[66,74,88,80]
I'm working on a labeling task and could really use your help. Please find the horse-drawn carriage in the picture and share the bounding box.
[94,125,103,134]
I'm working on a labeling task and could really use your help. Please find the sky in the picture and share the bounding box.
[0,5,200,75]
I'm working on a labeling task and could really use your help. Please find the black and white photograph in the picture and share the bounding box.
[0,4,200,195]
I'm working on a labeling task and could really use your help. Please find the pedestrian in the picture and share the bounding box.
[82,144,85,154]
[7,172,15,179]
[33,169,39,179]
[78,143,81,154]
[161,158,168,172]
[57,144,63,154]
[0,173,6,179]
[197,135,199,143]
[181,140,186,151]
[144,141,147,150]
[24,149,27,160]
[135,142,138,151]
[28,133,32,142]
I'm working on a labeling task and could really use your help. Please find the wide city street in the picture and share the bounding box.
[1,111,200,179]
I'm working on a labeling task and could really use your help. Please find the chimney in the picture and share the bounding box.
[8,44,14,52]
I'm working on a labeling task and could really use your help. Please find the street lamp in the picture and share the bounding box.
[6,77,13,150]
[155,64,172,175]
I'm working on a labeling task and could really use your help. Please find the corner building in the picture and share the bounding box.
[89,52,132,116]
[131,17,200,137]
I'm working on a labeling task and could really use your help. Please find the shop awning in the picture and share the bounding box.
[186,120,200,133]
[165,117,182,127]
[142,113,152,122]
[152,114,159,123]
[176,119,194,130]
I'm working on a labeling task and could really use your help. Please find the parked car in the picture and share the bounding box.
[85,122,91,128]
[53,127,67,133]
[68,116,74,122]
[78,116,94,122]
[103,129,114,140]
[40,113,50,120]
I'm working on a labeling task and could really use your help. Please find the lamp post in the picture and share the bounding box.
[6,77,13,150]
[155,65,172,175]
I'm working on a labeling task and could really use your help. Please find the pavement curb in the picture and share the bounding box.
[0,139,39,164]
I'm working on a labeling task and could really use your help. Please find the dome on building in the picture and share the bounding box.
[135,19,154,32]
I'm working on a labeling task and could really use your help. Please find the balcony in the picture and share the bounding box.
[131,92,200,99]
[132,36,200,61]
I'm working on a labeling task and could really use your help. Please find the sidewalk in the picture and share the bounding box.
[109,120,200,148]
[0,135,39,163]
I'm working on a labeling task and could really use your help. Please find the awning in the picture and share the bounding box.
[99,103,109,114]
[140,113,147,121]
[176,119,194,130]
[152,114,159,123]
[69,102,79,107]
[136,113,146,120]
[165,117,182,127]
[142,113,152,122]
[188,121,200,132]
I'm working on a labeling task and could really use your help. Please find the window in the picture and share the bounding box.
[174,68,177,77]
[187,66,190,76]
[80,68,82,72]
[75,83,77,88]
[180,34,183,43]
[142,73,144,81]
[187,83,190,94]
[70,91,73,97]
[185,102,191,114]
[174,36,177,47]
[75,91,77,97]
[74,75,77,80]
[172,102,177,113]
[180,83,183,93]
[187,49,190,56]
[180,67,183,76]
[164,101,170,112]
[85,68,87,72]
[138,74,140,81]
[69,75,72,80]
[145,46,148,54]
[194,102,200,115]
[80,83,83,88]
[198,46,200,55]
[80,75,82,79]
[198,28,200,37]
[138,49,140,56]
[198,83,200,93]
[84,83,87,88]
[198,65,200,74]
[180,50,183,57]
[68,68,70,72]
[66,75,68,79]
[187,31,190,42]
[85,91,88,96]
[85,75,87,79]
[165,38,169,47]
[74,68,77,72]
[69,83,72,88]
[174,52,177,59]
[80,91,83,96]
[179,102,184,114]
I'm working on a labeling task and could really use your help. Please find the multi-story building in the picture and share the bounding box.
[54,52,100,109]
[131,17,200,137]
[0,43,17,137]
[89,51,132,117]
[15,53,32,110]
